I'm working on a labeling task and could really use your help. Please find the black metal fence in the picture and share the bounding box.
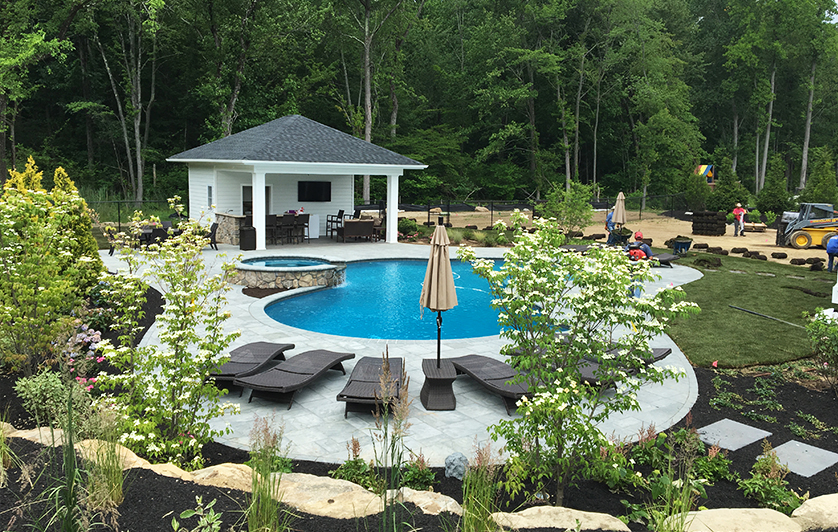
[357,193,687,228]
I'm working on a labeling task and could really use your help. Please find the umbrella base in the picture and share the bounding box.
[420,359,457,411]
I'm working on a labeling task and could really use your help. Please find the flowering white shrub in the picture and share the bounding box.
[98,199,240,469]
[459,211,699,506]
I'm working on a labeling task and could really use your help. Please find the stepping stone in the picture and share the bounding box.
[755,272,775,277]
[697,419,772,451]
[787,275,805,279]
[730,270,747,274]
[772,440,838,478]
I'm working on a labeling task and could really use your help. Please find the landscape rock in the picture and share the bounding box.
[445,452,468,480]
[792,493,838,531]
[192,463,253,492]
[279,472,382,518]
[430,207,442,213]
[681,508,802,532]
[398,487,462,515]
[474,206,489,212]
[75,439,150,470]
[147,462,195,481]
[11,426,65,446]
[491,505,630,532]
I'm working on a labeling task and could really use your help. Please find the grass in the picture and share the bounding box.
[667,251,833,368]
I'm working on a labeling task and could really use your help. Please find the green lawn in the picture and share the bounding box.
[666,251,833,369]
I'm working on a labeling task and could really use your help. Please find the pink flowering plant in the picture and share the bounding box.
[459,211,700,506]
[98,199,241,469]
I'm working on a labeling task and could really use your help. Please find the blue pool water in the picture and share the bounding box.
[264,260,501,340]
[243,257,330,268]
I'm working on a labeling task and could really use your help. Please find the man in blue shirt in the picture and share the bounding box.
[606,210,616,245]
[827,234,838,272]
[628,232,653,258]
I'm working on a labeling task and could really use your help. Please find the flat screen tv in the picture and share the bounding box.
[297,181,331,202]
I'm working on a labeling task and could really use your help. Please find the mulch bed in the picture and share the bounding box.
[2,288,837,531]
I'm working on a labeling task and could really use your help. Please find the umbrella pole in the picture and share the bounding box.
[437,311,442,368]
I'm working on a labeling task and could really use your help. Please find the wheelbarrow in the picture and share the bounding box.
[673,239,692,255]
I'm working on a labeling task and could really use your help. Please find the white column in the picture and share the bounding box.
[385,173,400,243]
[253,170,267,250]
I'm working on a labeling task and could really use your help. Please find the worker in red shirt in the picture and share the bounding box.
[733,203,747,237]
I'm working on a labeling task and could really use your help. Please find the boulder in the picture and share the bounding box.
[192,463,253,492]
[75,439,150,470]
[491,505,630,532]
[279,472,382,518]
[475,206,489,212]
[681,508,801,532]
[147,462,194,481]
[398,487,462,515]
[445,452,468,480]
[430,207,442,213]
[792,493,838,531]
[11,427,65,447]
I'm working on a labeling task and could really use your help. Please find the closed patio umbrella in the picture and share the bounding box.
[613,192,627,226]
[420,224,458,367]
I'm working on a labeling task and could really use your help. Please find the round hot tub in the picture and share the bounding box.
[232,256,345,290]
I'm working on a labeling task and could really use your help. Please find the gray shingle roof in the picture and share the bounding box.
[169,115,423,167]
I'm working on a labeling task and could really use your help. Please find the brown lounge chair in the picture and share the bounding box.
[336,356,404,417]
[210,341,295,383]
[447,355,530,416]
[233,349,355,409]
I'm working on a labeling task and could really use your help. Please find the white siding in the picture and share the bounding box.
[216,170,254,216]
[188,165,214,223]
[267,173,354,235]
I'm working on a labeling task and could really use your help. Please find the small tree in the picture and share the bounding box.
[98,199,241,468]
[804,308,838,399]
[459,212,699,506]
[756,154,791,215]
[0,158,99,375]
[706,159,749,212]
[536,180,595,236]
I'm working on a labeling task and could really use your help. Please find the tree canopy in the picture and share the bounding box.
[3,0,837,205]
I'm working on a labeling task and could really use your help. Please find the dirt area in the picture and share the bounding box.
[399,210,831,266]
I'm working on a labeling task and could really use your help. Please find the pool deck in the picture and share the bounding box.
[99,238,703,466]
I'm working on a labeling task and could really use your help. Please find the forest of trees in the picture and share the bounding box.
[2,0,837,207]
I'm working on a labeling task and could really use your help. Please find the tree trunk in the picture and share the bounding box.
[759,64,776,192]
[798,59,816,191]
[731,100,739,175]
[97,35,137,199]
[362,1,373,203]
[558,85,571,191]
[80,40,94,168]
[754,118,760,191]
[222,0,258,138]
[0,93,6,184]
[389,78,398,138]
[527,64,539,196]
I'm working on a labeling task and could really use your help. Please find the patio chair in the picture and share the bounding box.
[294,213,310,243]
[447,355,530,415]
[235,349,356,409]
[279,213,296,244]
[210,341,296,383]
[336,356,404,417]
[265,214,278,245]
[208,222,219,250]
[326,210,345,238]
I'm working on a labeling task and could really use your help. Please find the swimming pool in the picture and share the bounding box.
[264,260,501,340]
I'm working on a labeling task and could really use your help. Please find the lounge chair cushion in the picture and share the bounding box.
[211,342,295,382]
[234,349,355,409]
[336,356,404,417]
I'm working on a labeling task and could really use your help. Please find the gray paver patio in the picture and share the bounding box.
[697,418,773,451]
[772,440,838,478]
[99,237,702,466]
